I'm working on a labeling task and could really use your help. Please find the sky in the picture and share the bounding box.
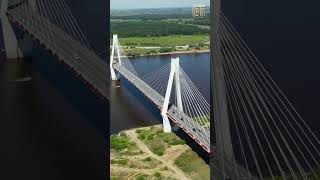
[110,0,210,10]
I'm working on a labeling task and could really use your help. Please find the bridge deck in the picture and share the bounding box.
[6,4,259,178]
[7,2,211,152]
[7,6,110,99]
[114,64,210,152]
[113,50,255,179]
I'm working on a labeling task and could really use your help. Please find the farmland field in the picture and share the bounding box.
[110,7,210,55]
[117,35,209,47]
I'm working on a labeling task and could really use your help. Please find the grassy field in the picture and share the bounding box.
[110,8,210,56]
[110,132,142,156]
[110,125,209,180]
[136,126,185,156]
[110,132,137,151]
[111,35,210,56]
[175,149,210,180]
[118,35,209,47]
[111,21,209,38]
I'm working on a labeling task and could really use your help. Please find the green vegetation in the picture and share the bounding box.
[175,149,210,180]
[194,115,210,128]
[118,35,209,47]
[143,157,152,162]
[110,131,161,169]
[113,35,209,56]
[110,158,128,166]
[136,174,147,180]
[110,131,141,156]
[161,18,210,27]
[184,19,210,26]
[112,13,193,20]
[110,7,210,56]
[154,171,161,178]
[111,7,210,21]
[110,131,136,151]
[110,175,121,180]
[111,21,209,38]
[136,126,185,156]
[124,47,164,57]
[150,139,166,156]
[110,125,209,180]
[160,133,185,145]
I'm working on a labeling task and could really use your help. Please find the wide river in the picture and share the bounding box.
[110,53,210,134]
[1,0,320,178]
[0,1,108,179]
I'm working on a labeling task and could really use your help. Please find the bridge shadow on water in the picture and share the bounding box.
[31,41,108,133]
[119,76,210,165]
[0,37,107,180]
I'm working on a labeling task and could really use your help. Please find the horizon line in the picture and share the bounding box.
[111,5,210,11]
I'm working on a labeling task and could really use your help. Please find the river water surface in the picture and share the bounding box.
[110,53,210,134]
[0,1,108,179]
[1,0,320,178]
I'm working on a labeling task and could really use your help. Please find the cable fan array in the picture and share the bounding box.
[215,12,320,179]
[114,40,139,76]
[7,0,91,49]
[111,35,210,132]
[139,62,211,131]
[6,0,110,99]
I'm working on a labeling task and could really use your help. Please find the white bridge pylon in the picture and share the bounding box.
[161,57,183,132]
[110,34,121,80]
[109,34,210,151]
[110,34,189,134]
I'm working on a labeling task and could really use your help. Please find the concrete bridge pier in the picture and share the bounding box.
[1,0,33,60]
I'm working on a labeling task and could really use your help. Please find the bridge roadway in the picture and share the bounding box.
[113,64,210,152]
[7,5,110,99]
[6,3,212,152]
[7,4,256,178]
[115,64,257,178]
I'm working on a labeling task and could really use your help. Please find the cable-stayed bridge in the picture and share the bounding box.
[210,0,320,179]
[110,34,211,152]
[2,0,320,179]
[1,0,109,98]
[110,33,258,179]
[111,5,320,180]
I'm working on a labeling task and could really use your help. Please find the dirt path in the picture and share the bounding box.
[111,166,179,179]
[162,145,189,163]
[125,129,191,180]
